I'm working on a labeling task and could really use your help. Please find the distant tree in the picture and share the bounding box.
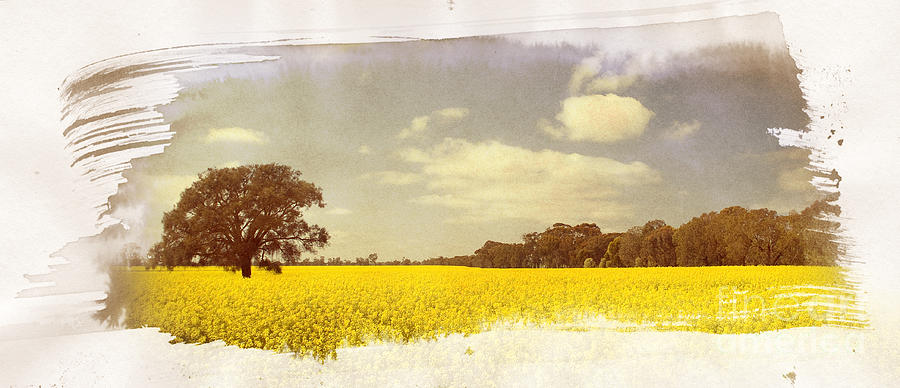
[575,233,619,267]
[741,208,800,265]
[496,244,523,268]
[474,241,502,268]
[602,236,622,268]
[117,243,143,267]
[283,252,300,265]
[327,257,343,266]
[522,232,541,268]
[583,257,596,268]
[617,226,644,267]
[524,223,603,268]
[143,252,158,270]
[674,211,727,266]
[795,198,842,265]
[151,164,329,277]
[531,229,568,268]
[148,236,184,270]
[641,219,667,235]
[473,241,527,268]
[718,206,753,265]
[673,213,709,267]
[641,224,676,267]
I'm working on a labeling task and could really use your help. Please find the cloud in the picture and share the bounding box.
[204,127,267,144]
[547,54,651,144]
[360,171,422,186]
[586,74,638,94]
[541,94,654,143]
[218,160,243,168]
[397,107,470,139]
[778,167,814,192]
[434,107,470,119]
[357,145,372,155]
[664,120,701,140]
[399,138,661,223]
[567,56,604,95]
[567,53,640,95]
[326,207,353,215]
[398,116,431,139]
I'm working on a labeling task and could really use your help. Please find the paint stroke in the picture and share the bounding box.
[60,48,281,229]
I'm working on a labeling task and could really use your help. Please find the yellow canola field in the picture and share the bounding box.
[118,266,865,360]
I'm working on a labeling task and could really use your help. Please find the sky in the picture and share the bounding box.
[109,13,819,261]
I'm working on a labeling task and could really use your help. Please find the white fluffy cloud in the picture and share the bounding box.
[204,127,268,144]
[399,138,661,223]
[542,94,654,143]
[397,107,470,139]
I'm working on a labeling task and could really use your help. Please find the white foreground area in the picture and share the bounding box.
[0,326,890,387]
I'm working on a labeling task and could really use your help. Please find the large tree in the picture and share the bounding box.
[151,163,329,277]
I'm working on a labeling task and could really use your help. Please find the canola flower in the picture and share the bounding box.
[117,266,865,361]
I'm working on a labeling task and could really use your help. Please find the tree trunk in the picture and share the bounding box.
[240,254,252,278]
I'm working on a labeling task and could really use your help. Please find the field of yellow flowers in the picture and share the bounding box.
[117,266,865,360]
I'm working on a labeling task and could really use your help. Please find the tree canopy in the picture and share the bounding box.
[149,164,329,277]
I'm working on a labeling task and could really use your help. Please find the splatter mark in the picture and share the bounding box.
[782,370,797,386]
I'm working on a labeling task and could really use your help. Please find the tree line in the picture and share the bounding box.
[420,198,842,268]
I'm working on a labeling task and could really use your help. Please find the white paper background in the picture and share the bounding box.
[1,1,898,386]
